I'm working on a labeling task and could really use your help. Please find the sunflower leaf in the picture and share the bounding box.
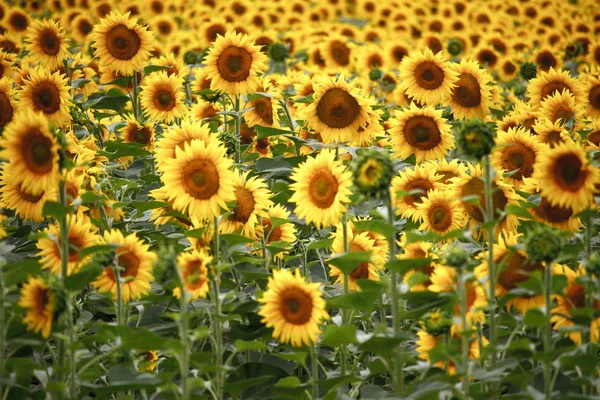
[387,258,433,275]
[254,125,295,139]
[327,251,372,276]
[320,325,358,346]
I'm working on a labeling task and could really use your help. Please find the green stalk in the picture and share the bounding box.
[178,274,190,400]
[482,156,497,372]
[132,72,140,121]
[212,217,223,399]
[341,215,349,377]
[584,214,594,395]
[0,259,6,383]
[459,267,470,399]
[311,343,319,399]
[543,261,553,400]
[234,96,241,164]
[113,255,124,326]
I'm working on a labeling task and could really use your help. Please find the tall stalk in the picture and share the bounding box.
[311,343,319,399]
[211,217,224,399]
[459,267,470,399]
[387,191,403,395]
[482,156,497,373]
[112,254,124,326]
[132,72,141,121]
[341,215,349,377]
[543,261,552,400]
[0,259,6,383]
[178,275,190,400]
[234,96,241,164]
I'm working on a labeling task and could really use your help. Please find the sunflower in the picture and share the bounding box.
[538,89,583,128]
[0,77,16,128]
[120,115,155,150]
[491,127,546,188]
[448,59,493,120]
[254,204,297,260]
[188,101,223,125]
[92,229,156,303]
[426,158,470,185]
[37,215,100,275]
[416,329,486,375]
[154,119,216,172]
[160,139,235,221]
[414,189,465,237]
[389,102,453,163]
[4,7,29,34]
[583,74,600,119]
[533,47,559,72]
[399,48,459,106]
[551,264,600,345]
[349,217,389,267]
[299,75,375,144]
[70,14,95,43]
[219,171,273,239]
[25,19,69,71]
[258,268,329,347]
[475,234,545,314]
[152,52,189,78]
[91,10,154,76]
[320,34,353,70]
[497,56,519,82]
[140,71,187,123]
[0,33,21,54]
[0,52,14,80]
[391,164,441,220]
[173,250,212,301]
[244,83,280,128]
[524,179,581,233]
[203,31,268,95]
[0,110,60,195]
[140,351,159,372]
[532,118,569,148]
[527,67,584,108]
[288,148,353,229]
[398,239,437,292]
[18,68,72,127]
[533,140,599,213]
[18,276,55,338]
[0,166,56,223]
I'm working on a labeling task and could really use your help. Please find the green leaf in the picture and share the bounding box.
[274,376,301,389]
[3,258,41,286]
[307,238,334,250]
[224,376,273,397]
[504,204,534,219]
[319,375,361,392]
[320,325,357,346]
[353,219,395,238]
[358,332,411,355]
[523,308,545,329]
[129,201,170,212]
[78,244,118,258]
[327,251,371,276]
[254,125,295,139]
[274,351,308,367]
[98,141,152,159]
[387,258,433,275]
[143,65,172,74]
[220,233,254,246]
[64,263,103,291]
[235,339,268,352]
[42,201,69,220]
[80,366,162,395]
[83,89,130,111]
[326,280,384,312]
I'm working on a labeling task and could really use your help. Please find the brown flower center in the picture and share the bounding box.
[230,186,255,224]
[216,45,252,82]
[497,251,544,291]
[540,81,570,102]
[39,29,60,56]
[182,159,220,200]
[262,217,282,243]
[206,24,226,44]
[16,184,45,203]
[32,81,61,114]
[552,153,588,193]
[588,130,600,147]
[308,169,339,208]
[0,92,13,127]
[118,252,140,278]
[414,61,444,90]
[551,105,574,124]
[9,12,28,32]
[501,142,536,180]
[55,233,86,263]
[535,51,557,72]
[403,115,442,150]
[280,287,313,325]
[35,286,50,314]
[460,177,507,222]
[477,49,498,67]
[105,24,142,61]
[329,40,350,66]
[77,19,93,36]
[255,138,270,155]
[452,73,481,108]
[588,85,600,111]
[533,194,573,223]
[428,203,452,232]
[542,130,564,147]
[153,89,176,111]
[0,39,17,53]
[502,61,516,76]
[392,46,408,63]
[252,97,273,125]
[22,128,54,174]
[184,260,208,290]
[316,87,360,129]
[404,178,433,207]
[128,125,152,145]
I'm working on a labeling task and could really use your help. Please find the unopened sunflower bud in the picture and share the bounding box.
[183,51,200,65]
[352,148,395,200]
[443,246,469,269]
[519,62,537,80]
[524,226,561,263]
[369,67,383,81]
[268,43,289,63]
[564,43,580,59]
[454,119,496,160]
[153,244,178,286]
[421,308,452,336]
[447,38,464,57]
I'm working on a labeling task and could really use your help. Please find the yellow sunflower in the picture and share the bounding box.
[91,10,154,76]
[0,52,14,80]
[320,34,353,70]
[391,164,442,220]
[244,81,280,129]
[152,52,190,78]
[188,100,223,125]
[389,102,453,163]
[527,67,584,108]
[120,115,154,150]
[349,217,389,267]
[0,166,56,223]
[92,229,156,303]
[18,276,55,339]
[416,329,487,375]
[0,110,60,195]
[18,68,72,127]
[448,58,493,120]
[533,139,599,213]
[522,177,581,232]
[398,48,459,106]
[140,71,187,123]
[583,74,600,120]
[0,77,16,128]
[4,7,30,34]
[288,148,353,229]
[203,31,268,95]
[426,158,470,185]
[219,171,273,239]
[414,189,466,237]
[25,19,69,71]
[160,139,235,221]
[37,215,101,276]
[532,118,570,148]
[398,239,437,292]
[254,204,297,260]
[258,268,329,347]
[173,250,212,301]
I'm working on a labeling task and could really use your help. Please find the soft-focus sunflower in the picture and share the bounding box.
[70,14,95,43]
[448,59,493,120]
[0,166,56,223]
[244,85,280,128]
[173,250,212,301]
[321,34,353,70]
[140,71,187,123]
[475,234,545,314]
[391,164,441,220]
[497,56,519,82]
[18,276,55,338]
[0,52,14,80]
[25,19,69,71]
[533,140,599,213]
[152,52,189,78]
[0,110,60,195]
[18,68,72,127]
[414,189,465,236]
[154,119,216,172]
[491,127,546,188]
[140,351,159,372]
[255,204,297,260]
[398,239,437,292]
[583,74,600,119]
[4,7,30,34]
[416,330,486,375]
[120,115,155,150]
[389,102,453,163]
[527,67,583,108]
[399,48,459,106]
[203,31,268,95]
[258,268,329,347]
[0,33,21,55]
[161,139,235,221]
[288,148,353,228]
[188,100,223,125]
[532,118,569,148]
[37,215,100,275]
[533,46,559,72]
[538,89,583,128]
[92,229,156,303]
[426,158,470,185]
[0,77,16,128]
[385,41,410,66]
[91,10,154,76]
[349,217,389,266]
[219,171,273,239]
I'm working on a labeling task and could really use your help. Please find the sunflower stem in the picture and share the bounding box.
[132,72,140,121]
[341,214,349,378]
[177,269,190,400]
[0,259,6,384]
[234,95,241,164]
[113,254,124,327]
[543,260,553,400]
[584,213,594,395]
[211,217,224,400]
[459,265,470,399]
[311,342,319,399]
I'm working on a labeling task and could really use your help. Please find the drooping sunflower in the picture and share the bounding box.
[523,178,581,232]
[0,110,60,195]
[0,166,56,223]
[414,189,465,237]
[18,276,55,339]
[583,74,600,120]
[527,67,584,108]
[140,71,187,124]
[389,102,454,163]
[0,77,16,128]
[398,239,437,292]
[491,127,546,188]
[299,75,375,144]
[258,268,329,347]
[219,171,273,239]
[160,139,235,221]
[448,58,493,120]
[398,48,459,106]
[533,139,599,213]
[203,31,268,95]
[37,215,100,275]
[18,68,72,127]
[120,115,155,150]
[92,229,156,303]
[391,164,441,220]
[91,10,154,76]
[288,148,353,229]
[173,250,212,301]
[25,19,69,71]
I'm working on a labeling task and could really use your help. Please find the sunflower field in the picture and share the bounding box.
[1,0,600,399]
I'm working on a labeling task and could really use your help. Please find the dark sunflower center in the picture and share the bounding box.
[502,142,536,180]
[253,97,273,124]
[216,45,252,82]
[460,177,507,222]
[553,153,587,192]
[404,115,442,150]
[536,51,556,71]
[256,138,270,154]
[452,73,481,107]
[478,50,498,67]
[117,252,140,278]
[587,130,600,146]
[58,234,85,263]
[0,92,13,127]
[280,288,313,325]
[414,61,444,90]
[329,40,350,66]
[498,251,544,291]
[35,287,50,314]
[106,24,142,60]
[308,169,339,208]
[588,85,600,110]
[540,81,570,101]
[182,159,220,200]
[154,89,175,111]
[131,126,152,145]
[230,187,256,224]
[78,19,93,36]
[428,203,452,231]
[393,46,408,63]
[404,178,433,206]
[16,184,45,203]
[533,194,573,223]
[0,39,17,53]
[552,105,574,124]
[33,82,61,114]
[350,262,370,280]
[40,29,60,55]
[23,130,54,174]
[9,12,27,31]
[262,217,282,242]
[503,61,516,75]
[316,87,361,129]
[544,130,564,147]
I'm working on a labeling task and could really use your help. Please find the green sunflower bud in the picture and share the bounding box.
[153,244,179,287]
[183,51,199,65]
[519,62,537,80]
[524,226,562,263]
[421,308,452,336]
[454,119,496,160]
[447,38,464,57]
[352,148,395,200]
[369,67,383,81]
[218,128,238,158]
[564,43,580,59]
[443,246,469,269]
[268,43,289,63]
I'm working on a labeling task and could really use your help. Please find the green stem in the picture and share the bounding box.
[543,261,553,400]
[0,259,6,383]
[278,98,296,131]
[212,218,223,399]
[483,156,497,373]
[132,72,140,121]
[113,255,124,326]
[584,214,594,394]
[234,96,241,164]
[459,267,470,399]
[341,215,349,377]
[179,275,190,400]
[311,343,319,400]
